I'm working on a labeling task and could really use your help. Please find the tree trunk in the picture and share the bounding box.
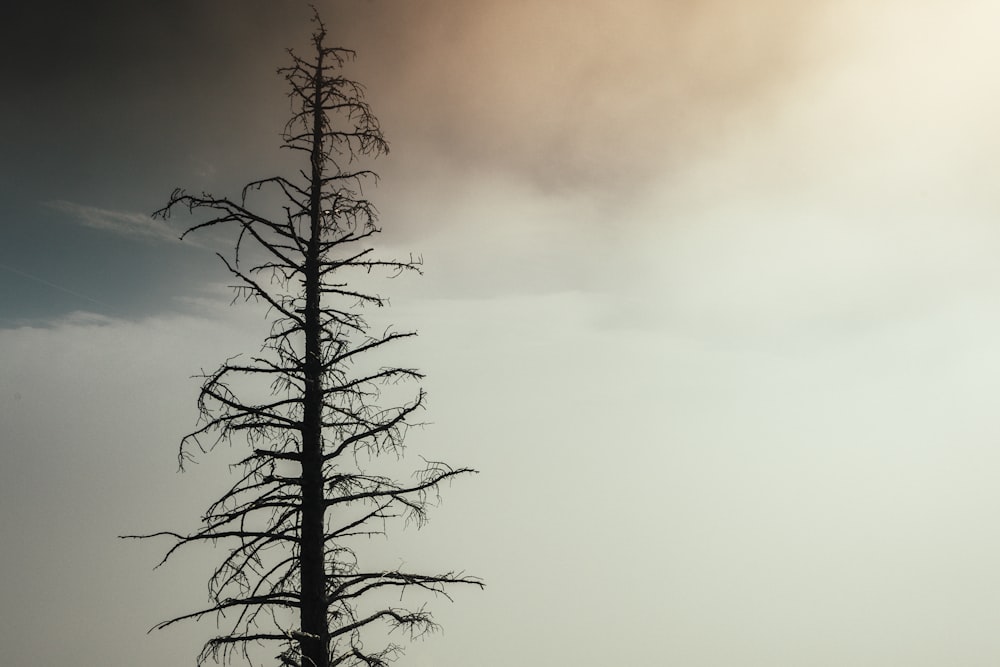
[299,45,330,667]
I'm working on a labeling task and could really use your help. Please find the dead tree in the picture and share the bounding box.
[127,15,480,667]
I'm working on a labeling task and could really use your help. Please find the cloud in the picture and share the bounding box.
[0,307,264,666]
[583,0,1000,338]
[330,0,831,195]
[8,230,1000,665]
[47,200,181,243]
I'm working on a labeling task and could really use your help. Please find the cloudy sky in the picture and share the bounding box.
[4,0,1000,664]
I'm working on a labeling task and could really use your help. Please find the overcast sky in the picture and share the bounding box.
[5,0,1000,664]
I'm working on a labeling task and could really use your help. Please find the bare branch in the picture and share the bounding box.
[132,12,480,667]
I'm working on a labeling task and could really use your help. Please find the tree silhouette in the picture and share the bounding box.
[127,14,480,667]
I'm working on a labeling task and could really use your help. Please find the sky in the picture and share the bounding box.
[4,0,1000,664]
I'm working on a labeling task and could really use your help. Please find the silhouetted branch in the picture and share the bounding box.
[130,12,479,667]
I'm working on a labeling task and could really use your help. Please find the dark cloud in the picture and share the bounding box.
[0,0,831,322]
[1,1,303,204]
[3,0,829,200]
[0,1,310,322]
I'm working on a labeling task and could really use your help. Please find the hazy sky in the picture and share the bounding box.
[5,1,1000,664]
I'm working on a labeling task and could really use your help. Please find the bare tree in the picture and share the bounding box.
[126,14,480,667]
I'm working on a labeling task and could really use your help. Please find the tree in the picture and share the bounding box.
[127,14,481,667]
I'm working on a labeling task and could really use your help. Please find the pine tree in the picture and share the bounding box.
[129,14,480,667]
